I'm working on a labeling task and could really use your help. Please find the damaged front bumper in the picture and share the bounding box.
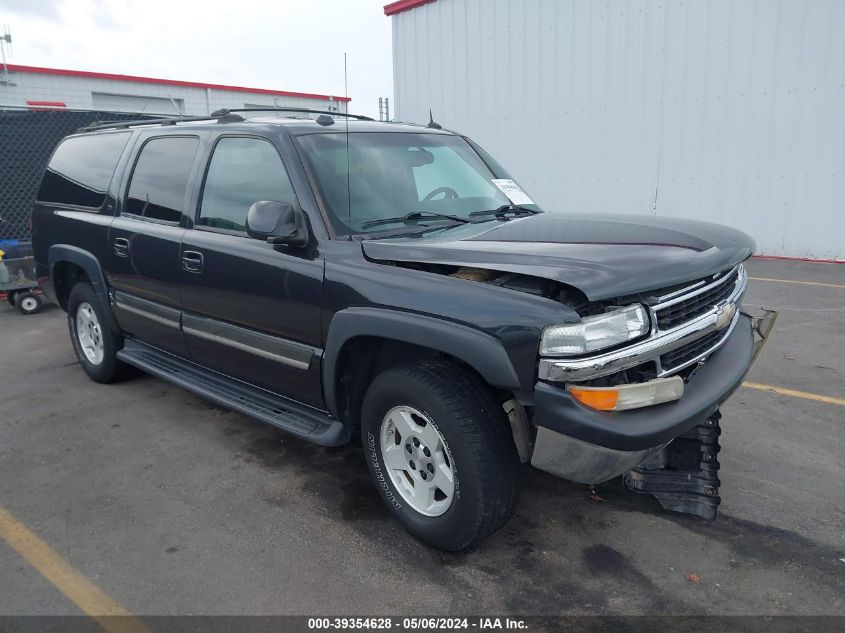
[530,310,776,488]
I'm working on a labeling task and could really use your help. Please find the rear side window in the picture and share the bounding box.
[37,132,130,208]
[198,137,295,232]
[125,136,199,223]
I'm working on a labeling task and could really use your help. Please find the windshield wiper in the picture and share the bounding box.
[360,223,461,240]
[361,211,470,229]
[469,205,542,221]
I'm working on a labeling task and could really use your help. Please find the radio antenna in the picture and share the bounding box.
[344,52,352,240]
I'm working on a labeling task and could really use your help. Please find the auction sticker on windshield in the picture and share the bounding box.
[492,179,535,206]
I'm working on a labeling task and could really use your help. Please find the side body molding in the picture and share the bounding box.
[48,244,120,332]
[322,307,522,419]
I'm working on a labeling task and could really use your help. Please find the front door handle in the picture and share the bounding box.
[182,250,204,273]
[113,237,130,258]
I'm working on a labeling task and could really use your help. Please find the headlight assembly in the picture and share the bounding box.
[540,304,650,356]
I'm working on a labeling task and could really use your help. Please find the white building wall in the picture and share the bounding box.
[391,0,845,259]
[0,67,347,117]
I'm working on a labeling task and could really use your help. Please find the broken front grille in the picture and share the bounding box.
[660,328,727,374]
[655,267,740,331]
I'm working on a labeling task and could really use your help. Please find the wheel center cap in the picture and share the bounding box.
[404,436,435,480]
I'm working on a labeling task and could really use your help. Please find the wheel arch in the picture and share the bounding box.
[323,307,522,425]
[48,245,119,332]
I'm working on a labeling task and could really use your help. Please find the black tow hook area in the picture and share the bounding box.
[623,412,722,519]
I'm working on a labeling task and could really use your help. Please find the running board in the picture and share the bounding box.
[117,339,347,447]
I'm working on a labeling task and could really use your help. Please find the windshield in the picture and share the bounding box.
[295,132,540,235]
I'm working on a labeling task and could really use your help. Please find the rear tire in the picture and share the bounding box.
[15,292,42,315]
[6,291,16,307]
[67,282,134,383]
[361,360,521,551]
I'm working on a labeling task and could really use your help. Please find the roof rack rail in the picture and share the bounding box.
[76,107,374,133]
[77,113,238,133]
[210,107,374,121]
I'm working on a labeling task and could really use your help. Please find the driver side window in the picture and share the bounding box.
[198,137,295,233]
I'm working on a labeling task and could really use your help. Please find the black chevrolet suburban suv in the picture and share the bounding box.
[32,110,774,551]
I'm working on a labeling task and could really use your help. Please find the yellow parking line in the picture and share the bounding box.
[0,506,150,633]
[748,276,845,289]
[743,382,845,407]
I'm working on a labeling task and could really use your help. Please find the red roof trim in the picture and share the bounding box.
[752,254,845,264]
[26,100,67,108]
[384,0,436,16]
[7,64,351,102]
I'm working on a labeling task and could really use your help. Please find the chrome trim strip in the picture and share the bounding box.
[651,279,706,304]
[114,297,181,330]
[539,266,747,382]
[182,326,311,370]
[181,313,315,370]
[652,265,742,312]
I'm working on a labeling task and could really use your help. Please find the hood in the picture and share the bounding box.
[361,213,755,301]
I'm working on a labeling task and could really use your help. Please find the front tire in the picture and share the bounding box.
[361,360,521,551]
[67,282,134,383]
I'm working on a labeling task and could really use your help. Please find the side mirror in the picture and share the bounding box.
[246,201,309,247]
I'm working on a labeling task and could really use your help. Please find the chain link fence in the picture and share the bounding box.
[0,108,160,241]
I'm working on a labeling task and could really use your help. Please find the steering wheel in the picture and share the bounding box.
[423,186,460,201]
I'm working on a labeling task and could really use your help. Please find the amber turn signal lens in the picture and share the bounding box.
[566,376,685,412]
[566,387,619,411]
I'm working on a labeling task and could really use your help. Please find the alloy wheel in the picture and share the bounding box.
[379,405,455,517]
[75,302,105,365]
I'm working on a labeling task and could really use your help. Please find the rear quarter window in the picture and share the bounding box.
[37,132,131,208]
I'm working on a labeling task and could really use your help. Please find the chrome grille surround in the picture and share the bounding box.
[538,264,747,382]
[652,266,741,331]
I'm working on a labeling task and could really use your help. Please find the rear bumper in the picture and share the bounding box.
[531,314,756,483]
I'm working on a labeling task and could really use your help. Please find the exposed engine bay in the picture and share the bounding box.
[394,261,593,308]
[391,262,681,388]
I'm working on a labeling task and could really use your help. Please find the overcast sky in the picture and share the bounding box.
[0,0,394,118]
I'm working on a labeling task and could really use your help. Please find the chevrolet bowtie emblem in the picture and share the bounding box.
[715,303,737,330]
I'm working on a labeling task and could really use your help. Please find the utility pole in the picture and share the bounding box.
[0,26,12,86]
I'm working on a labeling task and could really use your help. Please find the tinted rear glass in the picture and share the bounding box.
[125,136,199,223]
[37,132,130,208]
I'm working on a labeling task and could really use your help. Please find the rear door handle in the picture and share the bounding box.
[113,237,130,257]
[181,250,204,273]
